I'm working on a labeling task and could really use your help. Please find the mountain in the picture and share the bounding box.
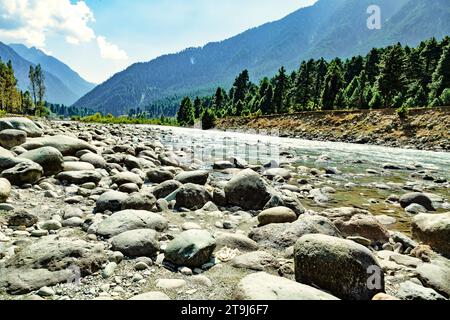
[73,0,450,116]
[9,44,96,100]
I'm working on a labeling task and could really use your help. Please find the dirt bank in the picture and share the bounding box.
[216,107,450,152]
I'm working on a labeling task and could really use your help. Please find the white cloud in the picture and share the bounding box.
[0,0,95,47]
[97,36,128,61]
[0,0,128,61]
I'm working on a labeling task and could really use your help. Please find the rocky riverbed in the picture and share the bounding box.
[0,117,449,301]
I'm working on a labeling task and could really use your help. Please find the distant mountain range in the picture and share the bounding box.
[0,42,95,105]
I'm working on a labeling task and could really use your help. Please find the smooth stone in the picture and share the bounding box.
[110,229,159,257]
[155,279,186,290]
[174,170,209,185]
[412,213,450,257]
[96,210,168,237]
[19,147,64,176]
[224,169,273,210]
[294,234,384,300]
[0,178,11,202]
[21,135,96,156]
[400,192,435,211]
[257,206,297,226]
[95,191,129,213]
[397,280,447,300]
[63,161,95,172]
[235,272,339,300]
[0,129,27,149]
[164,230,216,268]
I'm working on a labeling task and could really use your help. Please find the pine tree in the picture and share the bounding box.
[343,55,364,84]
[201,108,216,130]
[320,60,344,110]
[177,97,195,126]
[294,60,314,110]
[369,88,383,109]
[420,37,441,86]
[258,78,273,115]
[312,58,328,109]
[429,44,450,102]
[365,48,381,84]
[273,66,289,113]
[232,70,250,104]
[28,66,37,107]
[193,96,202,119]
[376,45,406,107]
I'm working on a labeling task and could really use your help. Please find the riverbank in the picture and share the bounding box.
[216,107,450,152]
[0,117,449,301]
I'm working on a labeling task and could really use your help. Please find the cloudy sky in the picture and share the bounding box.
[0,0,317,84]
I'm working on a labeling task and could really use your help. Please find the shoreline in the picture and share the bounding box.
[215,107,450,152]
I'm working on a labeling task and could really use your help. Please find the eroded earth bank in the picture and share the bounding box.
[0,117,449,301]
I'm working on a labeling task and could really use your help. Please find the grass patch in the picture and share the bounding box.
[73,112,179,126]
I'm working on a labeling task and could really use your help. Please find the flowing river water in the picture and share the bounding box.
[148,125,450,234]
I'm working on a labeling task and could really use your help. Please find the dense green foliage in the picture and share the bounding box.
[73,112,178,126]
[176,37,450,125]
[73,0,450,116]
[0,58,45,115]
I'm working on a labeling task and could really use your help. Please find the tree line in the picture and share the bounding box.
[177,36,450,128]
[0,59,48,116]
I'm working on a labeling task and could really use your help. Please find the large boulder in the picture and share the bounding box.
[225,169,273,210]
[7,211,38,227]
[1,160,43,186]
[164,230,216,268]
[96,210,168,238]
[235,272,339,300]
[249,215,341,250]
[21,135,96,156]
[412,213,450,257]
[416,257,450,297]
[0,129,27,149]
[175,183,212,210]
[400,193,435,211]
[215,232,259,252]
[0,177,11,202]
[95,191,129,213]
[56,170,102,185]
[294,234,384,300]
[121,192,156,211]
[80,153,107,168]
[320,207,389,244]
[112,171,143,187]
[231,251,279,271]
[396,280,447,300]
[174,170,209,185]
[152,180,182,199]
[18,147,64,175]
[263,168,292,180]
[110,229,160,257]
[0,117,43,137]
[0,238,107,294]
[257,206,297,226]
[146,169,174,183]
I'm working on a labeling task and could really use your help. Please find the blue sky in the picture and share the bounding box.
[0,0,317,83]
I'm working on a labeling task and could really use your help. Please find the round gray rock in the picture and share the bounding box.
[165,230,216,267]
[111,229,160,257]
[294,234,384,300]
